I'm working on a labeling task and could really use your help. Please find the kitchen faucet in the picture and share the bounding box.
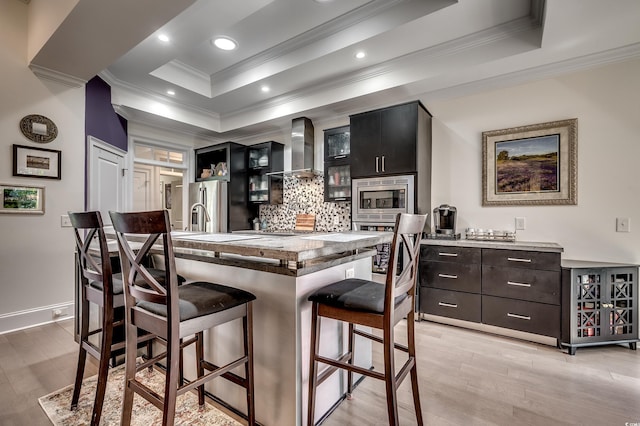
[189,202,211,231]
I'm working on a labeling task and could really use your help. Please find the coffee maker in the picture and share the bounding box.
[428,204,460,239]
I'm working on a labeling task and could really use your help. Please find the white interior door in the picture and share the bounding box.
[88,136,126,224]
[133,166,152,211]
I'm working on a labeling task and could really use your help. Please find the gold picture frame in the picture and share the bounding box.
[482,118,577,206]
[0,183,45,214]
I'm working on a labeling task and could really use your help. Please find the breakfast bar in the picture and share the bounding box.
[148,230,392,426]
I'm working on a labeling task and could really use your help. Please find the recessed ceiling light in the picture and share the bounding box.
[212,37,238,51]
[261,86,270,93]
[355,51,366,59]
[158,34,170,43]
[167,89,175,96]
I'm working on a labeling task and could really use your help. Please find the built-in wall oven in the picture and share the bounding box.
[352,174,415,274]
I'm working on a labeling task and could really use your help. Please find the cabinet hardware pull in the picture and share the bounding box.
[381,155,385,172]
[507,313,531,320]
[507,281,531,287]
[438,252,458,257]
[375,156,379,173]
[334,155,347,159]
[439,274,458,279]
[438,302,458,308]
[334,198,347,201]
[507,257,532,263]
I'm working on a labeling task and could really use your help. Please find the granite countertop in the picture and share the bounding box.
[421,238,564,253]
[104,228,392,275]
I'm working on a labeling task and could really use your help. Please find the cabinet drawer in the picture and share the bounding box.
[421,262,481,293]
[482,249,560,271]
[482,295,560,338]
[482,266,560,305]
[421,245,481,264]
[420,288,481,323]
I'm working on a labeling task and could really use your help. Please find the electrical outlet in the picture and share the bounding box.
[616,217,631,232]
[515,217,526,230]
[52,307,69,318]
[61,215,72,227]
[333,216,340,226]
[345,268,355,279]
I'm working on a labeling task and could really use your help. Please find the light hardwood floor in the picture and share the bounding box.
[0,319,638,425]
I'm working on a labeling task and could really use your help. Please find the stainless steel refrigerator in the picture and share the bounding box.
[188,181,228,233]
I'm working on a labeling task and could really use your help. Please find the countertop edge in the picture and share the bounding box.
[421,238,564,253]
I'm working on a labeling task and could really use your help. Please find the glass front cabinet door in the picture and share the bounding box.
[324,125,351,202]
[247,141,284,206]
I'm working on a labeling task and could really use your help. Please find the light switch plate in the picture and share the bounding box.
[61,215,72,227]
[515,217,526,230]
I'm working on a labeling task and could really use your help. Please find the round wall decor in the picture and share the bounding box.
[19,114,58,143]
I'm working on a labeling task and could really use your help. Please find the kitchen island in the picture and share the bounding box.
[151,230,392,426]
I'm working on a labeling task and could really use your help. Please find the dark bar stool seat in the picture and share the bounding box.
[307,212,427,426]
[109,209,256,426]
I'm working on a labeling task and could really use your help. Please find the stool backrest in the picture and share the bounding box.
[109,210,180,323]
[68,211,113,299]
[384,213,427,317]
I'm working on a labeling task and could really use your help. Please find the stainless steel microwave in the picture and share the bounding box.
[351,175,415,224]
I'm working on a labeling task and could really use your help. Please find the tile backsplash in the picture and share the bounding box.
[259,174,351,231]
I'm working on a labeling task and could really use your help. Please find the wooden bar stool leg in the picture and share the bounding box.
[91,310,114,425]
[407,311,423,425]
[162,334,181,426]
[244,303,256,425]
[347,322,355,397]
[70,295,89,410]
[121,322,137,426]
[307,303,321,426]
[383,325,399,426]
[196,332,205,406]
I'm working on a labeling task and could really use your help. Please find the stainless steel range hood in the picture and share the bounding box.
[270,117,319,178]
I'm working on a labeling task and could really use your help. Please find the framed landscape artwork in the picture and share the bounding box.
[0,183,45,214]
[482,118,577,206]
[13,144,61,179]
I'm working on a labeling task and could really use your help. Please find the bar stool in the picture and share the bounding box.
[69,211,158,425]
[109,209,256,426]
[307,212,427,426]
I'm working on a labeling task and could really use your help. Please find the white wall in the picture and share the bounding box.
[426,58,640,263]
[0,1,85,331]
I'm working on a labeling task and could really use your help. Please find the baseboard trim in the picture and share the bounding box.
[0,302,74,335]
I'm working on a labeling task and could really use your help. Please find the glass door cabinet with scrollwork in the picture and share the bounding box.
[561,260,639,355]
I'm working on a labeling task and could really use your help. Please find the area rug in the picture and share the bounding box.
[38,364,242,426]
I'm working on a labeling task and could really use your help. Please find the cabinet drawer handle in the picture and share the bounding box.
[375,156,379,173]
[507,313,531,320]
[507,257,532,263]
[438,252,458,257]
[381,155,385,172]
[334,155,347,159]
[507,281,531,287]
[438,274,458,279]
[334,198,347,201]
[438,302,458,308]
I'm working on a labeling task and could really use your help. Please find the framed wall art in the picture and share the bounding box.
[482,118,577,206]
[13,144,62,180]
[0,183,45,214]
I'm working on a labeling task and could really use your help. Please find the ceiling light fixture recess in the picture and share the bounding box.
[261,86,270,93]
[167,89,175,96]
[212,37,238,51]
[158,34,170,43]
[355,51,366,59]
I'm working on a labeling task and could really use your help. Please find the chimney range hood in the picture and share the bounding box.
[269,117,319,178]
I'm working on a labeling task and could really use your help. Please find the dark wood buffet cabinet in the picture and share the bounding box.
[419,241,640,354]
[419,242,563,345]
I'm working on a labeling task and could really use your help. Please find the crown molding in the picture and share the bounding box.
[29,64,86,87]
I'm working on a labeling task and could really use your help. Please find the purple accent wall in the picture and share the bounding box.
[85,76,127,151]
